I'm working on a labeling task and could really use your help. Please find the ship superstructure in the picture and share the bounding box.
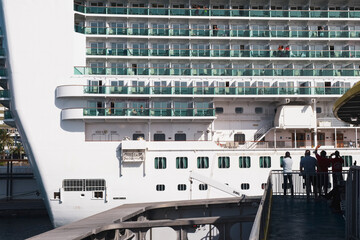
[1,0,360,228]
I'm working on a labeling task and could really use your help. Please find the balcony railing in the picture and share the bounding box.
[83,107,215,117]
[0,68,7,77]
[86,47,360,59]
[74,4,360,19]
[81,85,350,96]
[74,66,360,77]
[76,26,360,39]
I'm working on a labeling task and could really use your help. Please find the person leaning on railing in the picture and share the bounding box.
[282,151,294,196]
[329,150,344,187]
[300,149,318,198]
[314,145,330,196]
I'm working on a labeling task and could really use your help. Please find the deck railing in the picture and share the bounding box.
[345,166,360,239]
[74,4,360,19]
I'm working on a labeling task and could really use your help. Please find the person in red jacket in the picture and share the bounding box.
[330,150,344,187]
[314,145,330,195]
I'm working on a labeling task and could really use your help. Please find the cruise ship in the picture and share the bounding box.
[0,0,359,228]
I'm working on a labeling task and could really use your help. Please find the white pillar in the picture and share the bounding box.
[148,121,151,142]
[294,129,297,148]
[313,99,318,147]
[274,129,277,149]
[334,128,337,148]
[356,128,358,148]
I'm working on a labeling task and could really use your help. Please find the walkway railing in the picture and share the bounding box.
[345,166,360,240]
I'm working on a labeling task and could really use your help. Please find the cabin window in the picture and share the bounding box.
[215,107,224,114]
[197,157,209,168]
[155,157,167,169]
[316,107,322,113]
[133,133,145,140]
[234,134,245,145]
[176,157,188,169]
[218,156,230,168]
[260,156,271,168]
[280,156,284,167]
[199,184,208,190]
[261,183,267,189]
[178,184,187,191]
[63,179,106,191]
[154,133,165,141]
[93,191,103,199]
[235,107,243,113]
[241,183,250,190]
[156,184,165,191]
[175,133,186,141]
[255,107,263,114]
[342,155,353,167]
[239,156,251,168]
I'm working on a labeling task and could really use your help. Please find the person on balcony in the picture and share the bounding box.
[300,149,318,198]
[282,151,294,196]
[314,145,330,195]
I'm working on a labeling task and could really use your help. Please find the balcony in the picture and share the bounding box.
[0,68,7,77]
[3,110,15,127]
[74,66,360,77]
[75,26,360,39]
[0,90,10,108]
[74,4,360,19]
[56,85,350,98]
[61,107,216,121]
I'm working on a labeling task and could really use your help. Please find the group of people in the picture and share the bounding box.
[282,145,344,198]
[275,45,290,57]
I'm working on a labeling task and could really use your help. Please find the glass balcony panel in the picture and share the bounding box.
[130,86,150,94]
[311,11,328,18]
[75,25,85,33]
[290,30,309,38]
[151,68,170,75]
[289,10,309,17]
[271,30,289,37]
[151,49,169,56]
[131,28,148,35]
[170,49,190,56]
[233,30,250,37]
[350,11,360,18]
[271,10,289,17]
[329,11,348,18]
[212,29,230,37]
[86,6,106,14]
[191,29,210,36]
[290,50,308,58]
[108,7,127,14]
[341,70,355,76]
[109,86,128,94]
[171,29,189,36]
[212,50,230,57]
[232,9,249,16]
[190,9,209,16]
[150,29,169,36]
[131,49,148,56]
[170,8,190,15]
[152,108,172,116]
[107,49,127,56]
[172,68,191,76]
[173,108,193,116]
[0,90,9,98]
[129,8,148,15]
[108,28,127,35]
[192,50,210,57]
[86,27,106,35]
[149,8,169,15]
[109,68,127,75]
[250,10,269,17]
[211,9,230,16]
[90,67,106,75]
[251,50,270,57]
[87,48,106,55]
[195,108,215,116]
[74,4,85,12]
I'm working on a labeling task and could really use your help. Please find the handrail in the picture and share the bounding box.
[73,3,360,19]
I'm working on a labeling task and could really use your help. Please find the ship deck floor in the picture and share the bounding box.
[268,195,345,240]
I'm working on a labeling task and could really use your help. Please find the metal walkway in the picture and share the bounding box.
[268,196,345,240]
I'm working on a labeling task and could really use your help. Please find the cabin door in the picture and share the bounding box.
[333,133,344,148]
[292,132,305,148]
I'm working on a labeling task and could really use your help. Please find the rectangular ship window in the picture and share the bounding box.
[218,156,230,168]
[63,179,106,191]
[342,155,353,167]
[197,157,209,168]
[239,156,251,168]
[176,157,188,169]
[155,157,167,169]
[260,156,271,168]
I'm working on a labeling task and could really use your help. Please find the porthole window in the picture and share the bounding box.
[235,107,243,114]
[255,107,263,114]
[199,184,208,190]
[177,184,187,191]
[215,107,224,114]
[156,184,165,191]
[241,183,250,190]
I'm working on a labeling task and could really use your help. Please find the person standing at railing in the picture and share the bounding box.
[314,145,330,195]
[282,151,294,196]
[300,149,318,198]
[329,150,344,187]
